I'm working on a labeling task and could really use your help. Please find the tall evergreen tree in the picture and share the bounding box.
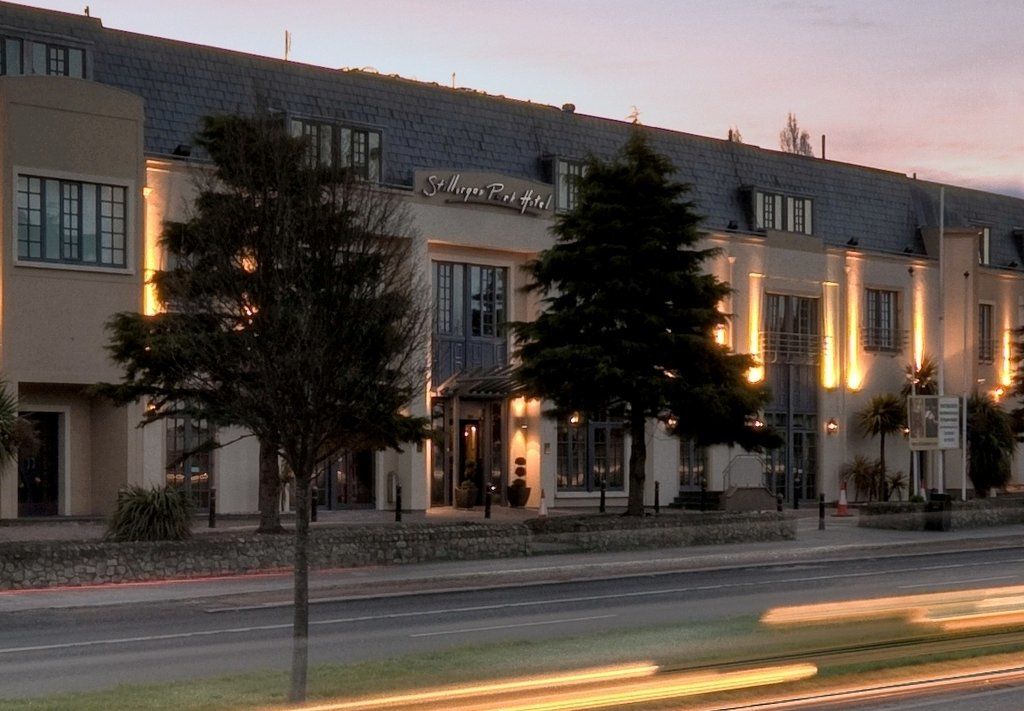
[514,131,776,515]
[101,112,428,700]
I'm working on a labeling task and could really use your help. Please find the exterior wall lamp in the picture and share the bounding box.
[826,418,839,435]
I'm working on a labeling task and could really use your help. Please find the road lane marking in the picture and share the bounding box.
[7,565,1024,656]
[898,575,1017,589]
[409,614,617,638]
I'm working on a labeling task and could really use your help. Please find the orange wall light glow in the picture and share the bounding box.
[142,183,162,316]
[845,261,862,390]
[747,272,764,383]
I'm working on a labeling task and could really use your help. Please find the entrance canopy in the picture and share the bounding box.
[434,364,522,399]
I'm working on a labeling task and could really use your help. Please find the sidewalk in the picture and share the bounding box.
[2,509,1022,613]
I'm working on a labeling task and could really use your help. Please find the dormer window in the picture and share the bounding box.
[754,190,813,235]
[0,37,86,77]
[978,227,990,265]
[555,158,586,213]
[0,37,22,75]
[289,117,381,182]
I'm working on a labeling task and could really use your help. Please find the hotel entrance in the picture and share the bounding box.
[432,394,507,507]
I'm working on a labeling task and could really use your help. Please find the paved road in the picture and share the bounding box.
[3,546,1024,700]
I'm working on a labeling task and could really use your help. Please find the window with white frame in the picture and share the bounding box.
[16,175,127,268]
[288,117,381,181]
[864,288,901,353]
[978,227,990,266]
[556,158,586,212]
[25,40,85,77]
[754,190,813,234]
[978,303,994,363]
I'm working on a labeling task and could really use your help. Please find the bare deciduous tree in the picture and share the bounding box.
[779,112,814,156]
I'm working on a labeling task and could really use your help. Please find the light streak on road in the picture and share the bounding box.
[290,663,659,710]
[704,659,1024,709]
[761,583,1024,630]
[288,663,818,711]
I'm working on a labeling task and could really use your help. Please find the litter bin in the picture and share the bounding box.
[924,492,952,532]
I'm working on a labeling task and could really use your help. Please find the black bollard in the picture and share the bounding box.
[777,494,783,513]
[208,487,216,529]
[599,480,606,513]
[654,481,660,516]
[395,483,403,522]
[311,486,318,523]
[484,487,492,519]
[700,478,707,512]
[818,492,825,530]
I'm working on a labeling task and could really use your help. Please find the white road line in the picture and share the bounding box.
[6,564,1024,656]
[409,614,617,638]
[898,574,1017,589]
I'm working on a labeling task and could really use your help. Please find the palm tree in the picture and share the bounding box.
[901,355,938,398]
[857,394,905,501]
[967,394,1014,497]
[0,381,37,506]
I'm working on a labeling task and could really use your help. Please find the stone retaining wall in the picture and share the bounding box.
[527,511,794,552]
[0,512,793,590]
[858,498,1024,531]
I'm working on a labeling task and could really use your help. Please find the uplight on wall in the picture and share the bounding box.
[826,418,839,436]
[747,272,764,383]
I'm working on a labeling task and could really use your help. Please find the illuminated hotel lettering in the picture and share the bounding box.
[421,173,554,215]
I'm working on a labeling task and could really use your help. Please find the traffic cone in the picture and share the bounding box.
[538,488,548,517]
[836,482,850,517]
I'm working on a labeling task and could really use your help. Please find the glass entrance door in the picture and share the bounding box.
[18,411,59,517]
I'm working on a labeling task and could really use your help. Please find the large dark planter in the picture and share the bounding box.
[454,485,477,509]
[507,485,532,508]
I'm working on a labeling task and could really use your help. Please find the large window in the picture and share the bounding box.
[432,262,508,385]
[557,417,625,492]
[25,40,85,77]
[556,158,586,212]
[289,118,381,181]
[864,288,902,353]
[16,175,127,268]
[679,439,707,490]
[165,415,213,508]
[754,191,813,234]
[762,293,820,363]
[978,303,994,363]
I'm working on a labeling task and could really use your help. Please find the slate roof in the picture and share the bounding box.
[2,2,1022,266]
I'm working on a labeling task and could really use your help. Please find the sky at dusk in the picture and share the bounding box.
[13,0,1024,197]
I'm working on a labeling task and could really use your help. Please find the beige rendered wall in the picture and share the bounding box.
[0,76,145,385]
[0,77,145,517]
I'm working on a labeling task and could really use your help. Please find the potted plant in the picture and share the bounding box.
[507,456,531,507]
[507,478,531,507]
[455,461,478,508]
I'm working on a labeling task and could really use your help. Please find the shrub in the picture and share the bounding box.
[107,485,193,542]
[840,455,881,501]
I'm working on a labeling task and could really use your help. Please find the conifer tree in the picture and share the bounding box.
[515,131,776,515]
[101,112,427,700]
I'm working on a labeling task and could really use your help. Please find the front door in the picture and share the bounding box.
[316,450,375,509]
[18,412,59,517]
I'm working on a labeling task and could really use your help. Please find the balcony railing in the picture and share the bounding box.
[861,327,908,354]
[759,330,821,364]
[978,339,996,364]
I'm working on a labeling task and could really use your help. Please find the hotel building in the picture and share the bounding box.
[1,2,1022,518]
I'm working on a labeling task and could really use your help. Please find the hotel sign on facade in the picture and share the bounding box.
[415,170,555,216]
